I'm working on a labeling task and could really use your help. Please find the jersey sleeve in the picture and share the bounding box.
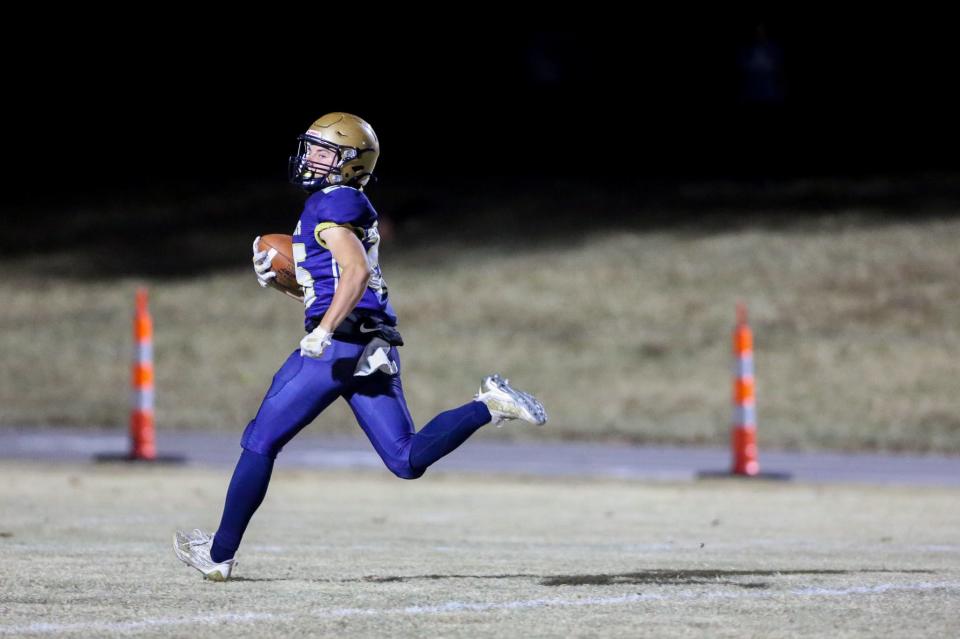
[304,188,371,248]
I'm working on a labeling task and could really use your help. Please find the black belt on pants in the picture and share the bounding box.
[307,311,404,346]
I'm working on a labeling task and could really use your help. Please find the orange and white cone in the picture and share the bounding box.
[130,287,156,460]
[731,303,759,475]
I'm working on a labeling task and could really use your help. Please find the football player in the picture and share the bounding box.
[174,112,546,580]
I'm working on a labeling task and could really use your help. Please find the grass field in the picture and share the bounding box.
[0,461,957,637]
[2,178,960,452]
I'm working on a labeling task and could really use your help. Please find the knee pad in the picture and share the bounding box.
[240,419,284,459]
[385,455,425,480]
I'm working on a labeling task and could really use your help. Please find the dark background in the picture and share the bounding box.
[4,20,960,268]
[8,22,960,193]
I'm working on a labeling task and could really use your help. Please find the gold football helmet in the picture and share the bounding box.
[288,112,380,191]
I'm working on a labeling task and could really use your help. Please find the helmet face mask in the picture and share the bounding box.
[290,135,346,190]
[288,113,379,192]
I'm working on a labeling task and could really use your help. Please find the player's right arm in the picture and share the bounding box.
[251,236,304,302]
[252,236,278,288]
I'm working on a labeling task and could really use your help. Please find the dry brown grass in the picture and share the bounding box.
[2,207,959,452]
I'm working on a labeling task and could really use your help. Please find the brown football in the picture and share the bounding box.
[257,234,300,295]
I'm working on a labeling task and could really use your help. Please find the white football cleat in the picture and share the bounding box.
[475,373,547,427]
[173,529,236,581]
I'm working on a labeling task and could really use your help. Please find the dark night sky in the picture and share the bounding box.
[7,21,960,203]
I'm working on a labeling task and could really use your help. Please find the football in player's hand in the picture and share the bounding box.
[257,234,300,295]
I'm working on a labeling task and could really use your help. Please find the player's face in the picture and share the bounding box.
[305,142,338,177]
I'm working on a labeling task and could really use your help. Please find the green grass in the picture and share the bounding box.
[2,182,960,452]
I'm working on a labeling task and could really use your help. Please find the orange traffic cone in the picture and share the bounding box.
[698,303,789,480]
[95,288,184,464]
[130,287,156,459]
[731,303,758,475]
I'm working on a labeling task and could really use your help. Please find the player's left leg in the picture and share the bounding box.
[344,371,490,479]
[343,349,546,479]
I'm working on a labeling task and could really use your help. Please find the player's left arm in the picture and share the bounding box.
[300,226,372,358]
[317,226,371,333]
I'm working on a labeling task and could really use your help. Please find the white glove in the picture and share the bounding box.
[252,236,278,289]
[300,325,333,358]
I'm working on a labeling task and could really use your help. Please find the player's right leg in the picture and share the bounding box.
[174,342,359,579]
[173,528,235,581]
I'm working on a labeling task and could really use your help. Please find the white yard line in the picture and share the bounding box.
[0,613,277,636]
[3,540,959,558]
[2,581,959,635]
